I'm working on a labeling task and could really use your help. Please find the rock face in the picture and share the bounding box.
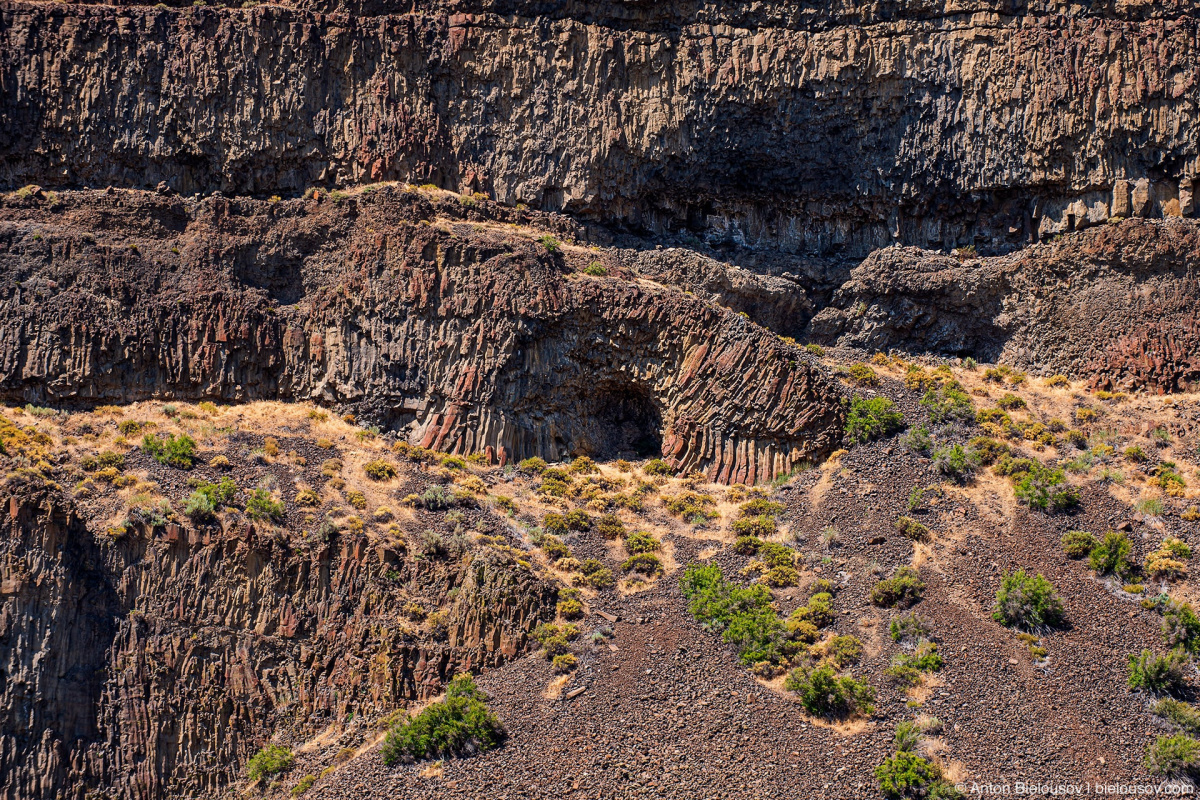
[810,218,1200,392]
[1,1,1197,256]
[0,482,556,800]
[0,187,846,483]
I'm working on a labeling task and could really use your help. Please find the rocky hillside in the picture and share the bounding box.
[5,360,1200,799]
[0,401,559,799]
[4,0,1200,797]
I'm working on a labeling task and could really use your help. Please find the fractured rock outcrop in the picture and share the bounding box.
[810,218,1200,392]
[0,187,846,482]
[1,1,1197,256]
[0,477,555,800]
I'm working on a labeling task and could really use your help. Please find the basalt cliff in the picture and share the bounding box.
[2,0,1200,798]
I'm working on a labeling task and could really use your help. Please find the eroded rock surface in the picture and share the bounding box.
[0,187,846,483]
[810,218,1200,392]
[0,481,555,800]
[1,1,1196,255]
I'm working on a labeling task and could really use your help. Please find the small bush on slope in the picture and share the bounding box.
[992,570,1064,631]
[381,674,504,764]
[845,396,905,444]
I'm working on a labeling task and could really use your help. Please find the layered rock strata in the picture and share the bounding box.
[1,1,1196,256]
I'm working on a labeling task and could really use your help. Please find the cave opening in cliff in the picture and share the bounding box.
[579,381,663,461]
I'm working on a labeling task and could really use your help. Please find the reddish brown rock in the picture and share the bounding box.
[0,188,846,482]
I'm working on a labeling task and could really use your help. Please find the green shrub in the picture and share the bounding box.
[792,592,835,628]
[762,565,800,588]
[1154,699,1200,736]
[824,635,863,668]
[992,570,1064,630]
[184,490,216,520]
[246,744,294,781]
[903,425,933,455]
[995,393,1026,410]
[537,235,560,252]
[1154,462,1187,493]
[142,432,197,468]
[1160,537,1193,560]
[542,512,568,536]
[756,541,795,568]
[894,516,929,542]
[291,774,316,796]
[893,720,921,752]
[1089,531,1135,578]
[542,467,573,484]
[541,537,571,561]
[517,457,547,474]
[567,455,596,474]
[380,674,504,764]
[733,535,763,555]
[811,577,837,596]
[563,510,592,531]
[739,498,785,518]
[1128,649,1190,696]
[969,436,1009,465]
[731,515,776,538]
[98,450,125,469]
[246,489,285,522]
[440,455,466,471]
[583,263,607,276]
[624,531,659,554]
[622,553,663,576]
[911,639,943,671]
[847,363,878,386]
[421,485,453,510]
[932,444,980,482]
[552,653,577,673]
[846,396,905,444]
[875,751,942,800]
[643,458,674,476]
[557,597,583,619]
[1061,530,1097,558]
[595,514,626,539]
[362,460,396,479]
[870,567,925,608]
[1163,602,1200,654]
[185,477,239,521]
[664,491,717,522]
[533,622,578,646]
[680,564,791,666]
[785,664,875,718]
[1145,733,1200,778]
[1012,463,1078,512]
[921,383,975,424]
[585,566,614,589]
